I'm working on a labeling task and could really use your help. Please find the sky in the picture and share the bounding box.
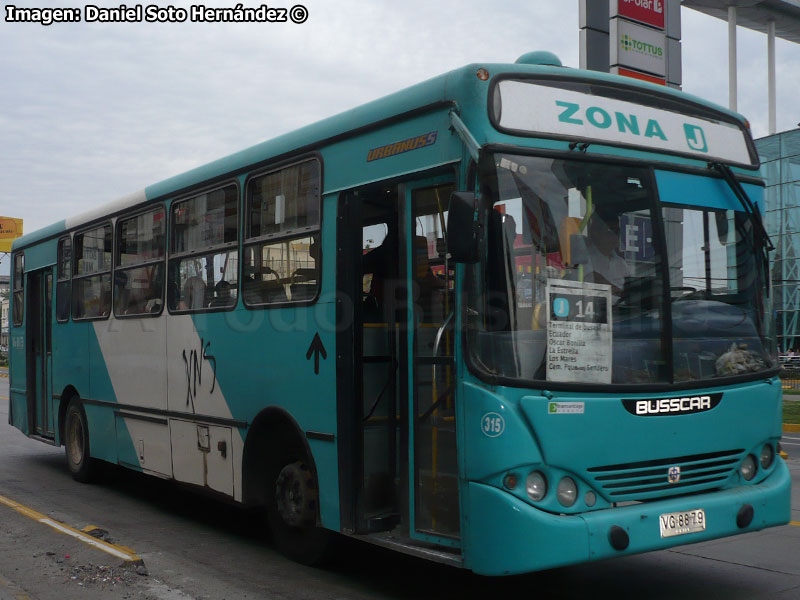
[1,0,799,275]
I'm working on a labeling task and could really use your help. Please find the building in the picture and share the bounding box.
[756,129,800,351]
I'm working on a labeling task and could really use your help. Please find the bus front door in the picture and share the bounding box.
[26,268,55,439]
[337,174,459,546]
[338,184,404,535]
[407,178,460,544]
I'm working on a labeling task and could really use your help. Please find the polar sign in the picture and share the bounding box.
[614,0,665,29]
[495,80,755,167]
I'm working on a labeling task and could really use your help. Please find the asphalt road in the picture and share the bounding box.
[0,377,799,600]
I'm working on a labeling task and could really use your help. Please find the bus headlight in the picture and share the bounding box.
[526,471,547,501]
[760,444,774,469]
[740,455,757,481]
[556,477,577,507]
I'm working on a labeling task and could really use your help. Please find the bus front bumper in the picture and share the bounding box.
[464,459,791,576]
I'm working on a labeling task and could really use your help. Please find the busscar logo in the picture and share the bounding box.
[622,393,723,416]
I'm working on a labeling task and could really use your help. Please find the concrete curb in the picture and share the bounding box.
[783,423,800,433]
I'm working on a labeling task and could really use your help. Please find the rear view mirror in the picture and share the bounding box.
[447,191,484,264]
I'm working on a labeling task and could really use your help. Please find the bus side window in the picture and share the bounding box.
[56,236,71,322]
[114,207,166,317]
[73,224,113,320]
[243,158,321,307]
[168,185,239,312]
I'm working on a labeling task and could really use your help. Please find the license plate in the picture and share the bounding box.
[659,508,706,538]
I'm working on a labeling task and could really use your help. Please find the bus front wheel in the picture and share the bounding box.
[64,400,96,483]
[265,440,331,565]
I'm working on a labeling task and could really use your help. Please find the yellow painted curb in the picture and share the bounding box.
[0,494,140,562]
[783,423,800,433]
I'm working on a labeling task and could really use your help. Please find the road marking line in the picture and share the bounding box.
[791,521,800,527]
[0,494,140,562]
[0,396,8,401]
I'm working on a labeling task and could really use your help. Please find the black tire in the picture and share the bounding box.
[265,434,332,565]
[63,399,96,483]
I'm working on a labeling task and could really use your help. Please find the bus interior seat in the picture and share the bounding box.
[559,216,583,267]
[208,280,234,308]
[290,268,317,301]
[243,268,288,304]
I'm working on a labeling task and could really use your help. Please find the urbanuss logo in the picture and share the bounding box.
[620,33,664,58]
[622,393,723,416]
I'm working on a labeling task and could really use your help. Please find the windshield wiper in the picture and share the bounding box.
[709,162,774,252]
[709,162,774,298]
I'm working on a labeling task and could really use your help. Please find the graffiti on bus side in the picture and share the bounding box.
[182,338,217,413]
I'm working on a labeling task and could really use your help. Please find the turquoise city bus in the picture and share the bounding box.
[7,51,790,575]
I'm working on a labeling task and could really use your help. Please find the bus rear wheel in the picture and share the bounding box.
[265,444,332,565]
[64,400,96,483]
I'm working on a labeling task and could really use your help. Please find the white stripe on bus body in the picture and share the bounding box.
[94,314,244,501]
[64,189,147,231]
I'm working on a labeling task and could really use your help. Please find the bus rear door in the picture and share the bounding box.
[26,268,55,439]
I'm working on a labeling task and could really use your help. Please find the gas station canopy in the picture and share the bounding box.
[682,0,800,43]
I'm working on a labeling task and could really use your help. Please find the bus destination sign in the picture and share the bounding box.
[546,280,612,385]
[495,80,756,167]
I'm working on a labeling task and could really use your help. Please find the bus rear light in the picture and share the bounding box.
[503,473,518,490]
[760,444,774,469]
[740,455,757,481]
[526,471,547,501]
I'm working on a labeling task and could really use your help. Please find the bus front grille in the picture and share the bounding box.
[586,449,745,500]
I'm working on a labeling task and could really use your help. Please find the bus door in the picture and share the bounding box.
[337,184,404,534]
[26,268,55,438]
[407,178,459,543]
[336,174,459,545]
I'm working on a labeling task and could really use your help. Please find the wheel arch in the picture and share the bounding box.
[241,406,318,508]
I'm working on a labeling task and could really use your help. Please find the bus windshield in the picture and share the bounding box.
[466,154,777,386]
